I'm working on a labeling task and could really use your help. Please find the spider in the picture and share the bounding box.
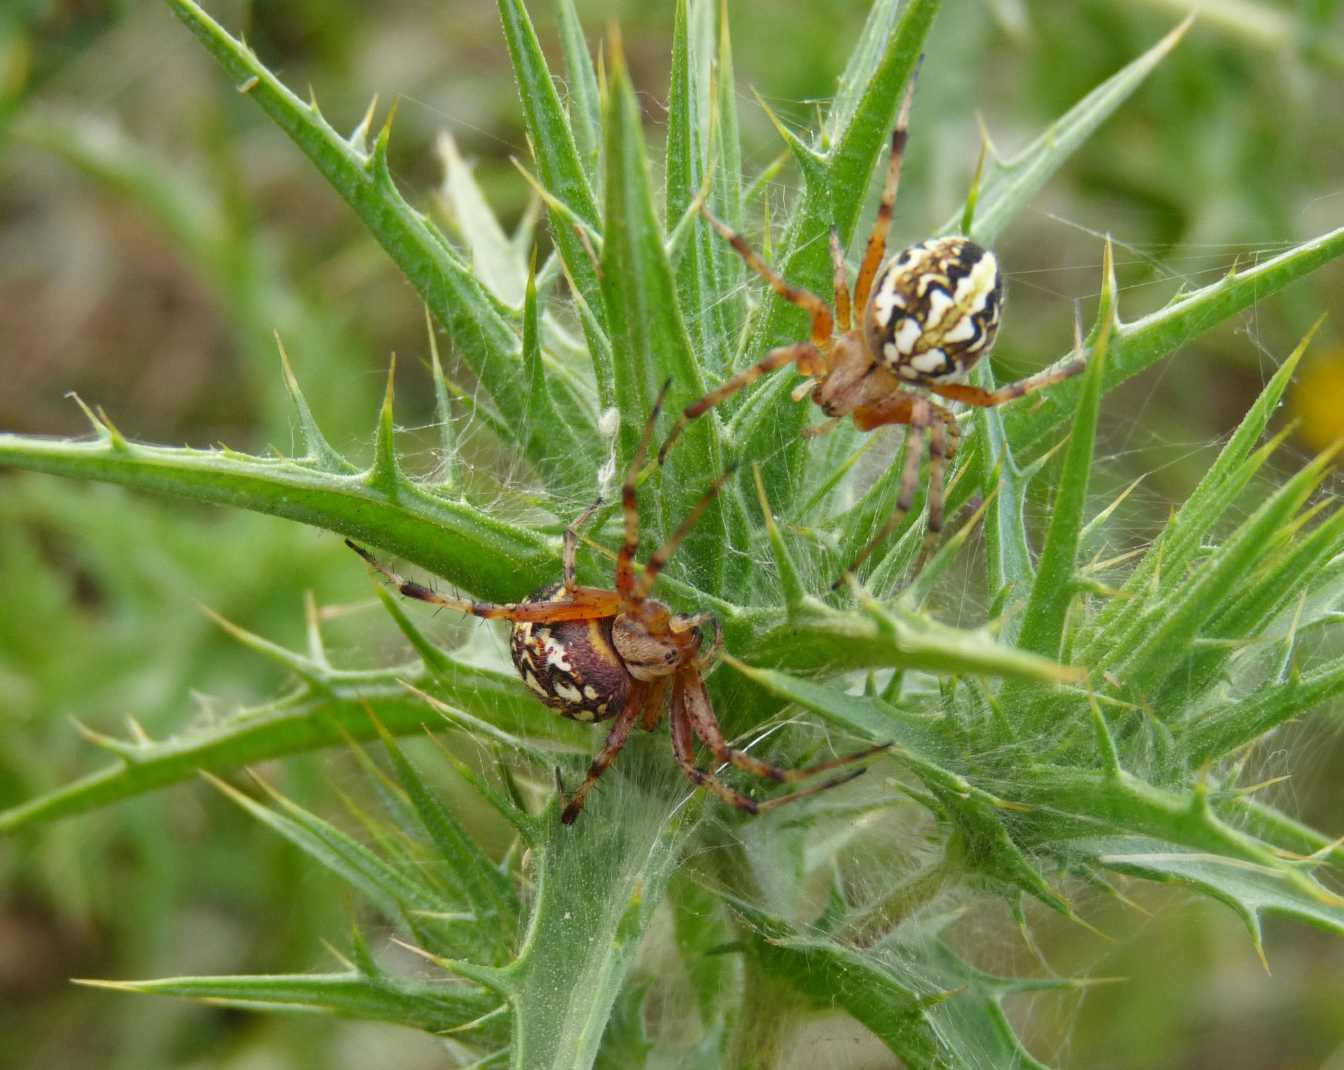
[659,76,1086,584]
[347,388,886,825]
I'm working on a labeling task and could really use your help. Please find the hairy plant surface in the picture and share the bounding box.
[3,1,1344,1067]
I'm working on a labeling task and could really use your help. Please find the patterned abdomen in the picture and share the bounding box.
[865,236,1003,383]
[509,585,630,723]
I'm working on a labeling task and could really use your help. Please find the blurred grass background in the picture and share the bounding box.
[1,1,1342,1067]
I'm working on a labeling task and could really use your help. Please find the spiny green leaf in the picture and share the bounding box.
[75,972,505,1038]
[1159,506,1344,712]
[737,602,1082,684]
[1114,445,1338,697]
[1071,835,1344,958]
[161,0,569,458]
[730,897,1060,1069]
[1182,656,1344,765]
[1006,223,1344,460]
[508,779,691,1070]
[1079,322,1319,665]
[207,772,443,923]
[496,0,613,412]
[0,432,554,601]
[1014,248,1114,662]
[437,131,527,309]
[0,654,578,834]
[374,722,519,959]
[555,0,601,188]
[600,34,725,587]
[944,16,1193,246]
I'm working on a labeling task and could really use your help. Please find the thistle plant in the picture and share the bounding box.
[4,1,1344,1067]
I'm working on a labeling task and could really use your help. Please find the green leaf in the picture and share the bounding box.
[76,972,505,1039]
[600,36,725,587]
[944,16,1194,246]
[0,432,555,602]
[1006,223,1344,460]
[496,0,613,412]
[1181,656,1344,766]
[1071,835,1344,958]
[731,897,1061,1069]
[1114,445,1337,697]
[0,646,578,834]
[554,0,601,189]
[706,0,746,369]
[1078,322,1320,667]
[736,602,1081,685]
[208,773,443,924]
[1009,247,1114,675]
[507,782,692,1070]
[160,0,579,464]
[375,724,519,959]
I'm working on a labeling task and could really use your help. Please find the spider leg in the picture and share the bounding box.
[802,415,844,439]
[833,396,931,588]
[561,681,649,825]
[633,464,738,600]
[934,306,1087,409]
[927,353,1086,409]
[926,407,949,536]
[563,496,604,592]
[640,677,670,733]
[853,69,919,312]
[347,541,621,621]
[669,674,768,813]
[617,379,673,601]
[658,342,823,464]
[683,669,888,781]
[830,227,852,333]
[701,205,833,348]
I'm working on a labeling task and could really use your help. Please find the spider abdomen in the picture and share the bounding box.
[509,585,630,723]
[865,236,1003,383]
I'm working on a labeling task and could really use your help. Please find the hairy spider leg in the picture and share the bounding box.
[852,70,918,311]
[927,414,949,535]
[931,304,1087,409]
[701,206,834,348]
[561,680,651,825]
[346,540,622,622]
[682,669,889,783]
[634,463,739,601]
[658,342,823,464]
[833,396,932,588]
[928,356,1086,409]
[669,671,881,814]
[562,496,605,592]
[830,227,852,333]
[617,378,674,601]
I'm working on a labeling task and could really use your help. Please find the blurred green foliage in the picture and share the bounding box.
[2,1,1343,1068]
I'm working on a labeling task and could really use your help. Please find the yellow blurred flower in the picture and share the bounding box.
[1291,346,1344,454]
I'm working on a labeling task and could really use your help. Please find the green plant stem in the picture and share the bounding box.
[727,961,806,1070]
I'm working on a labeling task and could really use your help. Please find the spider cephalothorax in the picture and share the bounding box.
[659,74,1082,584]
[508,584,707,721]
[349,388,884,824]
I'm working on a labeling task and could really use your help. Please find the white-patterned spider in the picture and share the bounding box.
[660,76,1085,583]
[349,388,886,824]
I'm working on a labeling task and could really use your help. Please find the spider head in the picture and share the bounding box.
[612,599,710,681]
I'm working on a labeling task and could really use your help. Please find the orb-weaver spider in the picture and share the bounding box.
[660,77,1086,583]
[348,388,886,825]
